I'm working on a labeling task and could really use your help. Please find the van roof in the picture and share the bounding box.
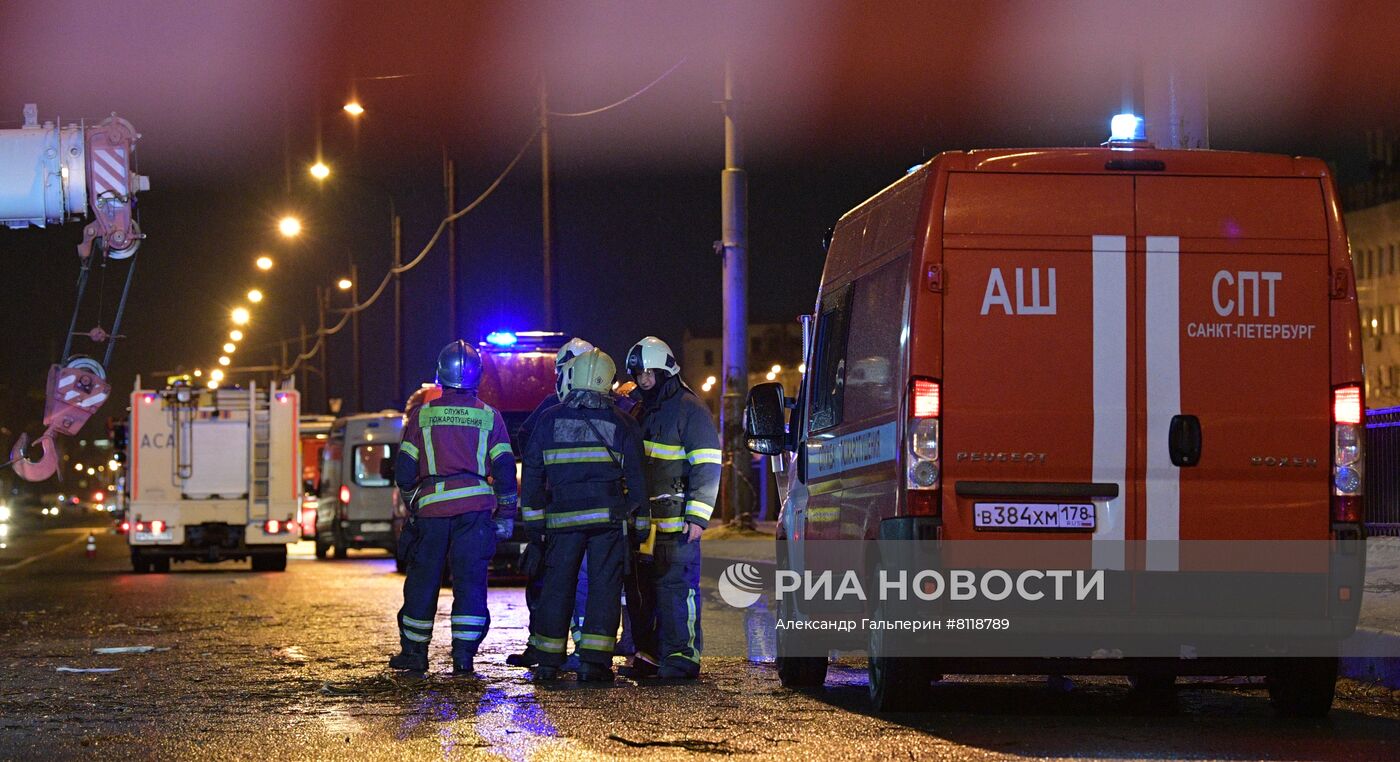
[934,146,1330,179]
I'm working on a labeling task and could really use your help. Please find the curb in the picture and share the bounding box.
[1340,627,1400,689]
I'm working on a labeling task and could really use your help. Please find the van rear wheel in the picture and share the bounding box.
[868,655,933,712]
[774,594,827,688]
[252,548,288,572]
[151,556,171,574]
[1267,657,1337,717]
[131,549,151,574]
[314,537,329,560]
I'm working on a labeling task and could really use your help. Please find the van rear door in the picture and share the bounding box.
[941,173,1135,569]
[1135,177,1332,574]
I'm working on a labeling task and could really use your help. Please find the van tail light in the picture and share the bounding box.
[151,520,165,534]
[119,521,130,533]
[339,485,351,505]
[1331,384,1364,523]
[906,377,942,516]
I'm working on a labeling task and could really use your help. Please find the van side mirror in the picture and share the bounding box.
[744,382,788,455]
[379,445,398,481]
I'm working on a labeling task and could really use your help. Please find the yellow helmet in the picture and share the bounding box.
[563,349,617,395]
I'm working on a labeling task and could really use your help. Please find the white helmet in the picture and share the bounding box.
[555,337,594,369]
[555,337,594,399]
[626,336,679,379]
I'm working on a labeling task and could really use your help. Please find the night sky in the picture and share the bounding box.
[2,0,1400,444]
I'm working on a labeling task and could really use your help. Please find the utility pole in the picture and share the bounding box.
[444,148,457,339]
[298,320,308,398]
[350,262,362,414]
[317,286,328,413]
[393,213,403,405]
[719,56,753,528]
[1142,43,1209,149]
[539,76,556,330]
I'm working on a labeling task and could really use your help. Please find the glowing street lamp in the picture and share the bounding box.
[193,369,203,377]
[229,330,243,341]
[255,255,273,271]
[309,161,330,180]
[223,342,236,354]
[278,216,302,237]
[247,289,264,303]
[343,101,364,117]
[337,278,353,291]
[210,369,225,382]
[207,380,219,389]
[218,356,231,367]
[231,307,250,325]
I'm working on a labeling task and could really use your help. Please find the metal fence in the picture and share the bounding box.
[1365,406,1400,536]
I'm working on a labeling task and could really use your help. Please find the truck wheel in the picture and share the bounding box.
[151,556,172,574]
[867,603,933,711]
[314,537,329,560]
[775,594,827,688]
[252,548,288,572]
[131,549,151,574]
[1267,657,1337,717]
[331,529,347,559]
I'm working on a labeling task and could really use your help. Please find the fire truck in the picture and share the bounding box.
[126,379,301,572]
[745,116,1366,716]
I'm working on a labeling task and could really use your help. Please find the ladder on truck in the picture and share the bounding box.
[248,381,272,522]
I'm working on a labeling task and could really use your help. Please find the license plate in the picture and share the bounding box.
[133,529,173,542]
[360,522,391,533]
[973,502,1096,530]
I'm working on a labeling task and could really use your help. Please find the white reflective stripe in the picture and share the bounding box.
[687,448,722,465]
[1145,235,1181,571]
[684,500,713,521]
[401,614,434,629]
[1091,235,1128,571]
[401,628,430,642]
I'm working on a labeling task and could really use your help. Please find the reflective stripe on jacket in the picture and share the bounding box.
[633,378,721,531]
[521,392,646,532]
[397,388,517,518]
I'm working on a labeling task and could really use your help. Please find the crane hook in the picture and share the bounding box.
[9,429,60,482]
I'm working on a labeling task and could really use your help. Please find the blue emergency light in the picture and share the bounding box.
[485,331,518,347]
[1110,113,1145,142]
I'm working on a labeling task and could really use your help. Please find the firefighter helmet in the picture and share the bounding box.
[564,349,617,395]
[555,337,594,399]
[436,340,482,389]
[556,337,595,368]
[625,336,679,379]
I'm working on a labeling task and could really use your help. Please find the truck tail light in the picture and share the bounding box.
[119,521,130,533]
[151,520,165,534]
[265,519,281,534]
[906,377,942,516]
[1331,384,1364,523]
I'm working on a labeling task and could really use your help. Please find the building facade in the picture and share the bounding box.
[1347,199,1400,408]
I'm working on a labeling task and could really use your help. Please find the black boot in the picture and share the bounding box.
[532,665,561,683]
[619,655,658,679]
[578,662,615,683]
[505,646,539,668]
[389,643,428,672]
[451,648,476,677]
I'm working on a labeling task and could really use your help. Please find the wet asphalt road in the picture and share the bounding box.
[2,521,1399,761]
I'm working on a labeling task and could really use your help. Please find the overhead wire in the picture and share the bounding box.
[274,57,685,378]
[279,127,540,375]
[548,58,686,118]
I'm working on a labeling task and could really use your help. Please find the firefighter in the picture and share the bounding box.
[520,349,646,682]
[506,337,594,669]
[389,340,518,675]
[622,336,721,679]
